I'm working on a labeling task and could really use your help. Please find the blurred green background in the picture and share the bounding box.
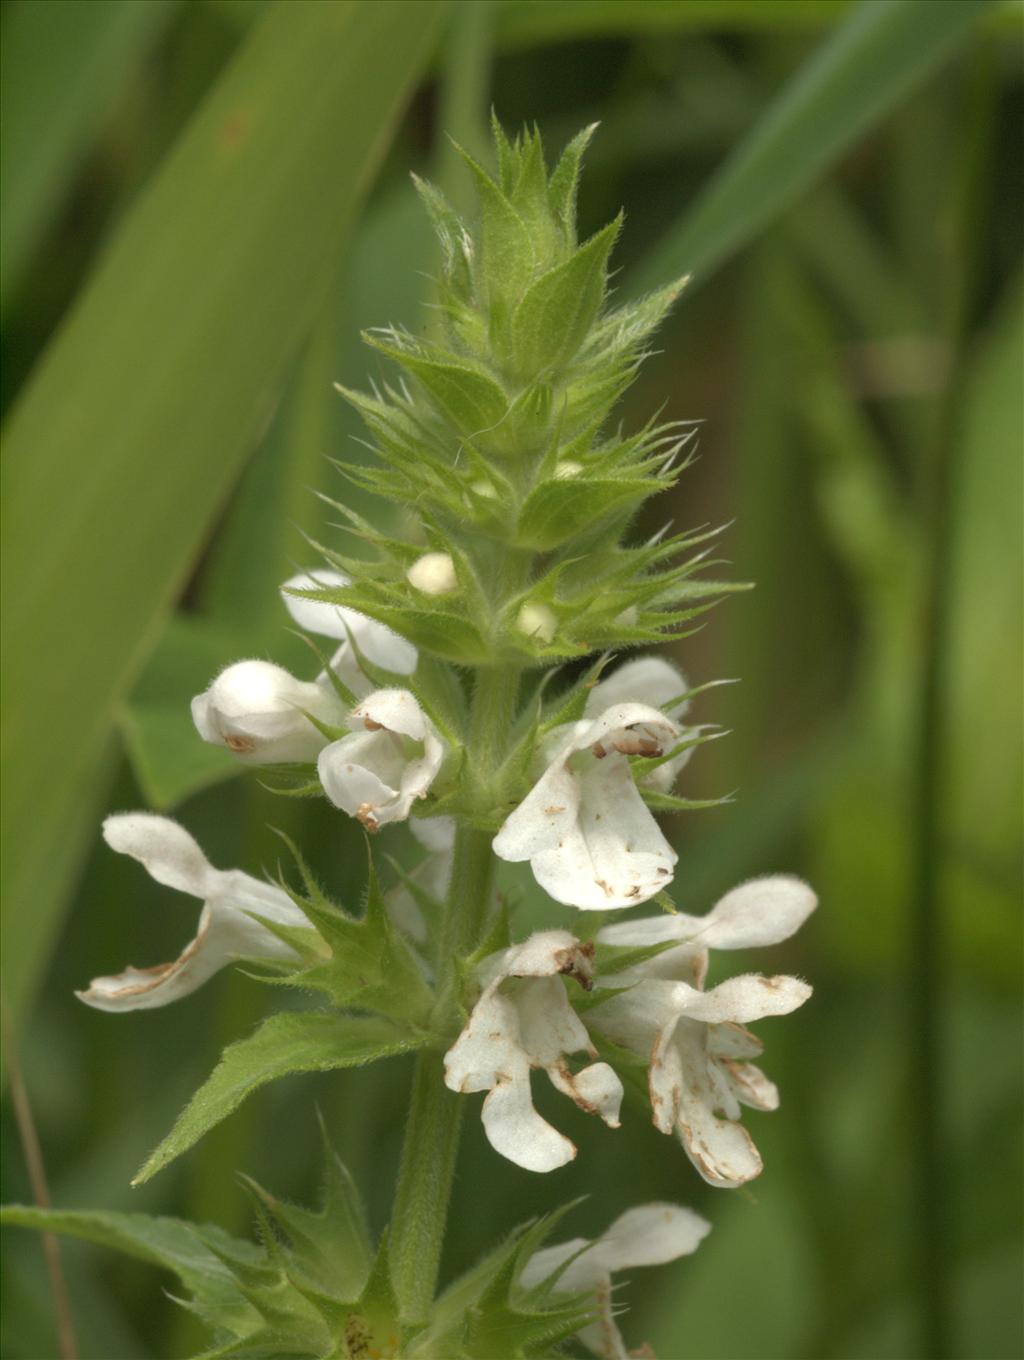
[2,1,1021,1357]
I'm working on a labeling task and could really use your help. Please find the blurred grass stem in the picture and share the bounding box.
[1,994,79,1359]
[909,47,993,1359]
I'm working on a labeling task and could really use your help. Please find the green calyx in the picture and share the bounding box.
[298,119,719,668]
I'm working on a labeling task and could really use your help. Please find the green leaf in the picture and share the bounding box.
[0,0,177,311]
[364,338,510,437]
[0,1205,262,1339]
[0,0,447,1020]
[516,475,658,550]
[546,122,598,240]
[496,0,858,49]
[134,1012,427,1185]
[628,0,999,294]
[460,148,537,312]
[508,217,621,379]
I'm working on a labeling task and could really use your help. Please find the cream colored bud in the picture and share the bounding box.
[516,602,557,643]
[471,478,498,500]
[614,605,639,627]
[407,552,458,596]
[554,460,583,480]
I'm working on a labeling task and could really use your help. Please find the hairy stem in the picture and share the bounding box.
[389,665,521,1322]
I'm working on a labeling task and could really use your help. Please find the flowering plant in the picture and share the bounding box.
[4,122,815,1359]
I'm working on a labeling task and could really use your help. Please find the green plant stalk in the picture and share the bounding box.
[389,665,521,1322]
[908,48,993,1360]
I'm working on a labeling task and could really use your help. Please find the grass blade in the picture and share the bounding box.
[627,0,999,294]
[0,0,446,1019]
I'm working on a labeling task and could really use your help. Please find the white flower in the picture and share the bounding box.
[493,703,681,909]
[76,814,311,1012]
[585,655,692,792]
[281,568,417,695]
[317,689,444,832]
[443,930,623,1173]
[520,1203,710,1360]
[191,659,344,764]
[406,552,458,596]
[588,876,817,1187]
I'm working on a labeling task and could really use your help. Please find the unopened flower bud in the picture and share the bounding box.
[516,602,557,643]
[554,460,583,480]
[407,552,458,596]
[192,659,342,764]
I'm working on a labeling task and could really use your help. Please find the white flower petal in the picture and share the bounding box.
[319,730,404,817]
[722,1059,779,1112]
[668,1027,763,1188]
[586,657,688,720]
[587,659,699,794]
[494,703,679,910]
[548,1061,623,1128]
[577,1306,627,1360]
[595,914,709,988]
[325,640,372,699]
[519,1237,596,1293]
[191,659,341,764]
[354,621,418,675]
[445,930,617,1172]
[584,703,680,756]
[648,1013,685,1134]
[281,570,418,673]
[280,569,352,637]
[79,821,306,1012]
[317,690,443,830]
[410,816,456,853]
[77,904,237,1011]
[497,929,592,984]
[590,1202,711,1271]
[597,914,697,947]
[481,1076,577,1172]
[679,973,812,1024]
[491,757,580,862]
[587,979,681,1055]
[102,814,215,898]
[444,991,523,1094]
[706,1021,764,1061]
[516,976,593,1069]
[521,1202,710,1360]
[700,875,818,950]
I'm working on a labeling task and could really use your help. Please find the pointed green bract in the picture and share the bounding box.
[266,833,436,1021]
